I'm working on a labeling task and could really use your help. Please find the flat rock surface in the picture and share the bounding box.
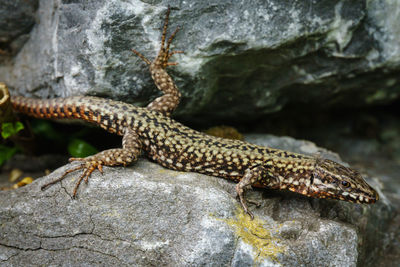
[0,135,391,266]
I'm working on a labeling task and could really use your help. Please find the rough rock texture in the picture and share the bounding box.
[0,0,399,122]
[0,135,390,266]
[0,0,38,57]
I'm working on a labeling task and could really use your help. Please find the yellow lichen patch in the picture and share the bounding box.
[204,126,244,140]
[219,207,285,264]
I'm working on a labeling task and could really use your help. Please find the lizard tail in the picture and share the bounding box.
[10,95,133,136]
[11,95,83,120]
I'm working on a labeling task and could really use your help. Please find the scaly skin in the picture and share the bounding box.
[9,7,378,218]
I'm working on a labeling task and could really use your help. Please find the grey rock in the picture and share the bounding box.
[0,0,399,121]
[0,135,390,266]
[0,0,38,57]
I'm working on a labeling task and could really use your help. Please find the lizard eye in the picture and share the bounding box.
[341,181,351,188]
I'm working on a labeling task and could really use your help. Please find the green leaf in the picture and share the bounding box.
[14,121,24,133]
[67,138,98,158]
[1,122,25,139]
[0,145,18,166]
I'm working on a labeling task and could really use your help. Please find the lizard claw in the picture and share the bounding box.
[236,194,255,220]
[41,159,104,198]
[235,183,262,220]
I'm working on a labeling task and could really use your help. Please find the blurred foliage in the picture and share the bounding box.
[30,120,99,157]
[13,177,34,189]
[30,120,63,142]
[0,144,18,165]
[1,121,24,139]
[68,138,98,158]
[0,120,100,168]
[0,121,24,166]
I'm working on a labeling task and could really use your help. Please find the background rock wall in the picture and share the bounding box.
[0,0,399,122]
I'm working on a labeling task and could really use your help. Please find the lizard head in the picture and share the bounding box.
[307,159,379,203]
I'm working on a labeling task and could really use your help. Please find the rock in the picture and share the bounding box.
[0,0,399,121]
[0,0,38,57]
[0,135,390,266]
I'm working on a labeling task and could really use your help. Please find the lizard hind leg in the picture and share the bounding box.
[132,6,183,116]
[41,128,142,197]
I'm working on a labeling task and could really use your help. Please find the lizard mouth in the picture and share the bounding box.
[360,190,379,203]
[305,186,379,204]
[339,190,379,204]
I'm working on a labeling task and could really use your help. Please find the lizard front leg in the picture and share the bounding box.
[236,165,277,219]
[132,6,183,116]
[41,128,142,197]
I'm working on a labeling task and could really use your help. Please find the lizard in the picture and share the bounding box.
[8,7,379,218]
